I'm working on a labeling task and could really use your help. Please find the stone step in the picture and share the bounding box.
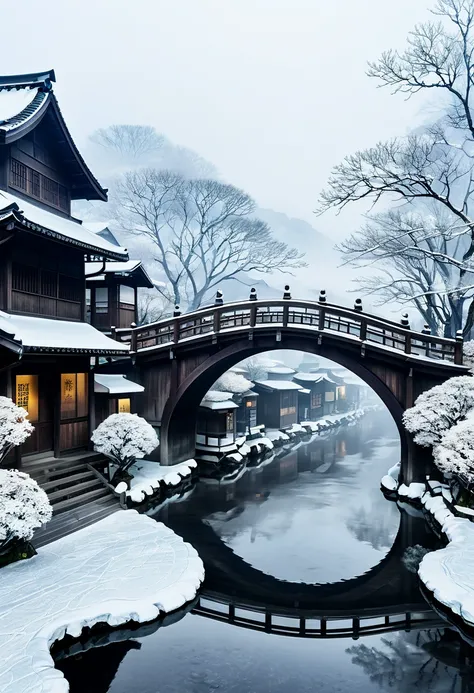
[41,470,97,492]
[31,462,91,483]
[52,487,111,514]
[22,452,103,475]
[48,478,104,503]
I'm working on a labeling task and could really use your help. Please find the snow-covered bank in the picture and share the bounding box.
[0,511,204,693]
[118,459,198,505]
[381,471,474,630]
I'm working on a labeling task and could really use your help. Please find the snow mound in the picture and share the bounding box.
[381,475,398,492]
[398,482,425,500]
[124,459,196,504]
[0,511,204,693]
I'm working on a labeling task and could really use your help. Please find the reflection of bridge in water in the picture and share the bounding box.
[157,429,444,635]
[192,597,442,640]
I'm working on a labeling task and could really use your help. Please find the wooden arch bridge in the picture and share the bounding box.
[113,290,468,477]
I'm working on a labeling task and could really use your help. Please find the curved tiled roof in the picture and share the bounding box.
[0,70,107,201]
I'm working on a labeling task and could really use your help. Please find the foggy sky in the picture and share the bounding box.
[2,0,435,240]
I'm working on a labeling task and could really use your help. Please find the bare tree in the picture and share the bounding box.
[338,208,474,335]
[115,170,305,311]
[319,0,474,335]
[136,289,173,325]
[90,125,164,160]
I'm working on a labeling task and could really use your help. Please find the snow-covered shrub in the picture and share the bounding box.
[213,371,252,394]
[403,376,474,447]
[202,390,232,402]
[91,413,159,484]
[434,413,474,484]
[0,396,34,465]
[0,469,52,550]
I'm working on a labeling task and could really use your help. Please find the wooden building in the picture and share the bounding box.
[85,251,154,332]
[94,374,145,424]
[292,372,337,419]
[196,393,239,458]
[235,390,258,437]
[252,378,302,430]
[0,70,131,461]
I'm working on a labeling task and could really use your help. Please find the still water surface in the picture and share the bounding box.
[56,411,474,693]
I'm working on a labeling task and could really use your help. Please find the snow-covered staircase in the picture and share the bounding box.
[22,451,120,547]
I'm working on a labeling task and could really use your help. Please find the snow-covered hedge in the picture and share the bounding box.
[91,414,159,482]
[0,397,34,465]
[434,413,474,483]
[463,340,474,372]
[403,376,474,447]
[213,372,252,394]
[0,469,52,550]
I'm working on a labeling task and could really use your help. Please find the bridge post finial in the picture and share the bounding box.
[354,298,363,312]
[173,305,181,317]
[283,285,291,300]
[249,287,257,301]
[400,313,410,329]
[421,324,431,335]
[318,290,327,304]
[215,290,224,306]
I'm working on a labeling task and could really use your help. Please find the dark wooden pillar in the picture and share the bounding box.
[53,371,61,458]
[88,367,96,446]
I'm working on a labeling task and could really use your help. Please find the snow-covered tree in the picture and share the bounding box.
[403,376,474,447]
[213,372,253,394]
[0,469,52,551]
[91,414,159,484]
[0,396,34,466]
[434,412,474,484]
[242,357,267,382]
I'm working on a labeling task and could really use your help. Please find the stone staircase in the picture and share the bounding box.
[22,451,121,547]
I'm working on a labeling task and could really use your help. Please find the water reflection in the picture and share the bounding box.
[54,411,474,693]
[159,412,402,585]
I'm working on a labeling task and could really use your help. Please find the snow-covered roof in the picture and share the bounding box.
[200,399,239,411]
[0,70,107,201]
[94,374,144,395]
[254,380,303,391]
[0,311,129,354]
[85,261,153,287]
[0,191,127,260]
[266,366,296,375]
[298,388,311,395]
[202,390,233,402]
[0,87,40,123]
[293,372,336,384]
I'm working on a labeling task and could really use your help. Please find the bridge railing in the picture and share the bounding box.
[192,597,443,639]
[113,298,463,364]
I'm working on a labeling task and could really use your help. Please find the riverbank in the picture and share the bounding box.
[381,472,474,633]
[0,511,204,693]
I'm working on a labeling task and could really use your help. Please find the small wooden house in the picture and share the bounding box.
[235,389,258,437]
[292,372,337,418]
[196,393,239,457]
[85,255,154,332]
[252,378,302,430]
[94,374,145,424]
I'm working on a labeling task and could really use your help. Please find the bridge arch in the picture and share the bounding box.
[159,335,407,475]
[126,298,467,476]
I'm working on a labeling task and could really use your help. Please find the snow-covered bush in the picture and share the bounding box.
[0,469,52,550]
[213,371,252,394]
[434,413,474,485]
[91,413,159,484]
[0,396,34,465]
[202,390,233,402]
[403,376,474,447]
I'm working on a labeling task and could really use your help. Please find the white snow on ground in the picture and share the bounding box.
[0,511,204,693]
[248,437,274,454]
[286,423,306,435]
[381,467,474,629]
[238,443,251,456]
[120,459,197,504]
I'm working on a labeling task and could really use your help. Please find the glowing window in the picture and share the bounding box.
[15,375,39,422]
